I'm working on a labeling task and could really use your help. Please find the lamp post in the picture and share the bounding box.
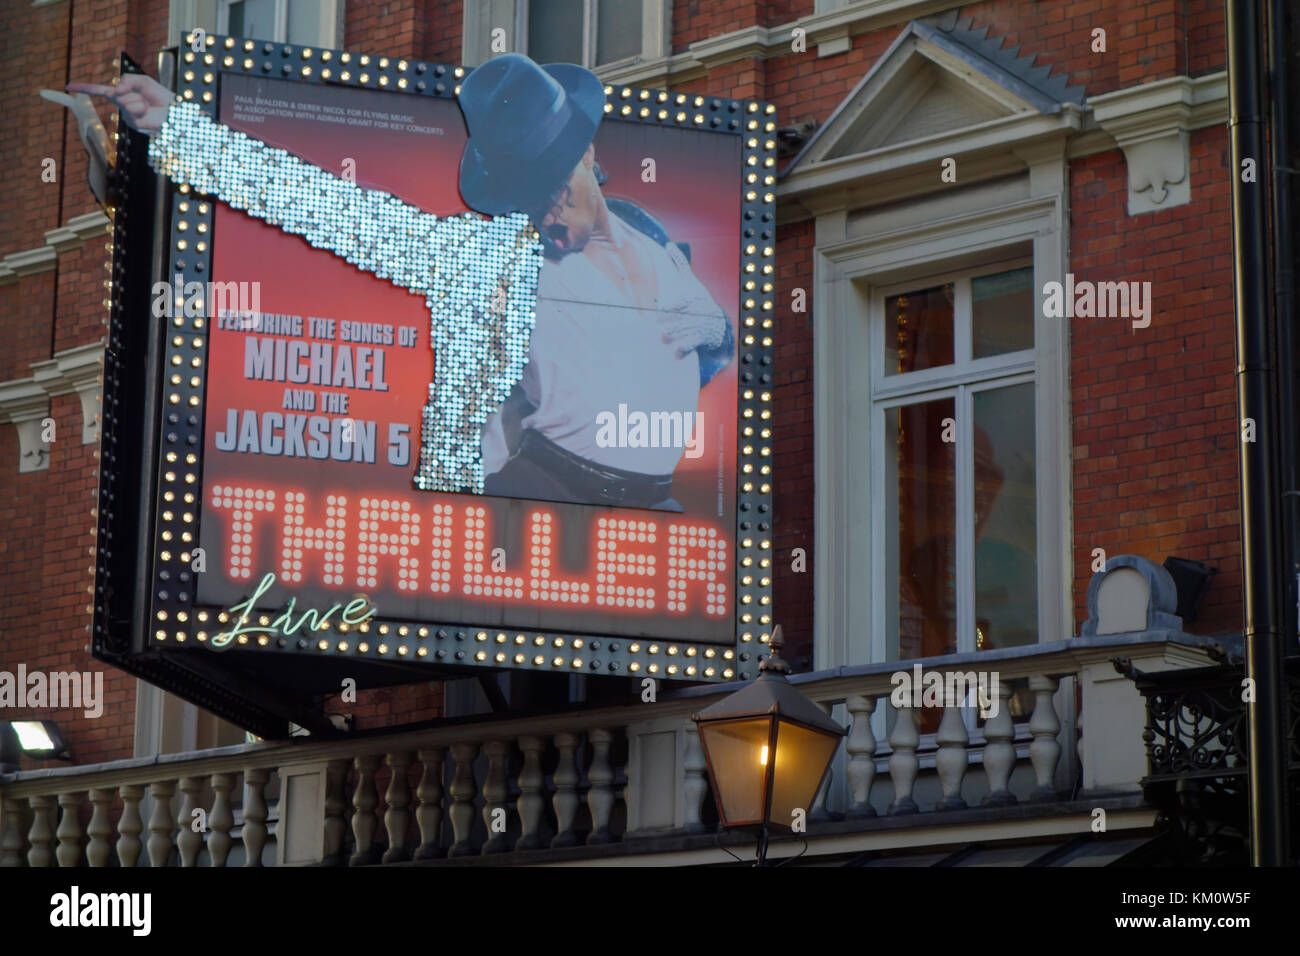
[691,626,845,865]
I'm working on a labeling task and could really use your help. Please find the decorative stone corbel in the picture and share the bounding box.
[1090,74,1227,217]
[32,342,106,445]
[44,211,112,254]
[0,342,105,473]
[0,380,52,473]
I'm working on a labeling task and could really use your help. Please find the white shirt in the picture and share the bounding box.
[482,212,726,476]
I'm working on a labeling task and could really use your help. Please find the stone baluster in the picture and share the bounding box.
[981,677,1017,807]
[845,695,878,817]
[86,788,114,867]
[243,768,269,866]
[809,701,836,822]
[176,776,204,866]
[147,780,176,867]
[515,736,547,851]
[586,728,615,845]
[116,785,143,867]
[55,792,84,867]
[322,758,350,865]
[1,797,25,866]
[382,751,413,863]
[208,773,235,867]
[27,795,55,867]
[447,742,479,858]
[413,749,444,860]
[1029,675,1062,799]
[683,719,709,833]
[551,732,581,848]
[887,705,919,815]
[480,739,511,854]
[348,755,379,866]
[935,704,970,810]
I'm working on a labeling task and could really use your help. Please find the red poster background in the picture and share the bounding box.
[197,73,740,642]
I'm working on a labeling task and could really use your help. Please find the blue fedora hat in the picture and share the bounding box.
[458,54,606,218]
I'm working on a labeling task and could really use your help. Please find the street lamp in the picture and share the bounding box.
[691,625,845,865]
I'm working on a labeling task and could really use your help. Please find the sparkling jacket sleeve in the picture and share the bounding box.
[147,100,538,298]
[148,101,545,496]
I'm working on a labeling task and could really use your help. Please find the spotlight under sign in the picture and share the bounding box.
[92,35,777,736]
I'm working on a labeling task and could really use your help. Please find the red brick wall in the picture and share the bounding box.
[423,0,464,62]
[771,218,814,667]
[1068,128,1239,635]
[0,0,161,769]
[0,0,1240,764]
[347,0,463,54]
[0,0,71,258]
[673,0,761,53]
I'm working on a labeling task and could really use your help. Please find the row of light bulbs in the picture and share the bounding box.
[151,36,779,678]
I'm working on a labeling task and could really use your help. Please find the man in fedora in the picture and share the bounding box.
[461,54,733,511]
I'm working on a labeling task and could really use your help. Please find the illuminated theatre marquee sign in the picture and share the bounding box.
[93,34,777,733]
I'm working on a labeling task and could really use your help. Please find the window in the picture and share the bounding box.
[215,0,342,46]
[872,260,1038,664]
[524,0,645,67]
[463,0,666,70]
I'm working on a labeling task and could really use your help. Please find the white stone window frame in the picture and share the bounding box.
[462,0,670,71]
[813,167,1071,674]
[168,0,344,50]
[868,252,1037,663]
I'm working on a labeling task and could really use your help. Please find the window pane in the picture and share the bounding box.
[698,719,770,826]
[529,0,585,64]
[972,266,1034,358]
[884,283,953,376]
[287,0,322,46]
[227,0,277,39]
[596,0,642,64]
[973,382,1036,650]
[886,397,956,661]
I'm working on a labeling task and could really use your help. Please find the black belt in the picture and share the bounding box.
[516,429,674,507]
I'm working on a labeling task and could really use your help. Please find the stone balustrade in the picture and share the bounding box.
[0,632,1223,866]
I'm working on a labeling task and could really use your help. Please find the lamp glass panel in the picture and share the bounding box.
[769,720,841,826]
[697,717,772,825]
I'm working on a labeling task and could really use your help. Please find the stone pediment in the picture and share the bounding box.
[825,50,1016,158]
[793,17,1085,169]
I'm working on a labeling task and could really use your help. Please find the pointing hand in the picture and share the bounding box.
[67,74,172,134]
